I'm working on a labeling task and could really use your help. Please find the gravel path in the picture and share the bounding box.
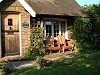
[6,51,77,70]
[7,60,34,70]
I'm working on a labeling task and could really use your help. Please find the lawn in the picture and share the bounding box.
[9,51,100,75]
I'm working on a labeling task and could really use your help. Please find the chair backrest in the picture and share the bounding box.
[46,35,54,46]
[57,35,65,45]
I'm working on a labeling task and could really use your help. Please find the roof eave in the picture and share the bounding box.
[18,0,36,17]
[0,0,36,17]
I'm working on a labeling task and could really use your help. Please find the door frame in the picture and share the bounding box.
[19,13,22,56]
[0,12,22,57]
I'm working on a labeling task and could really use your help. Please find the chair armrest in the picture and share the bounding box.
[66,39,70,41]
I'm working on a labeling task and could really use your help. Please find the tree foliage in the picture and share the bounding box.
[84,3,100,49]
[73,3,100,52]
[73,17,92,41]
[73,17,92,52]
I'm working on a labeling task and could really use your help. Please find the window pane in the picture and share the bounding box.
[46,21,52,36]
[46,21,52,25]
[8,19,13,25]
[61,21,66,37]
[37,21,40,27]
[54,21,59,37]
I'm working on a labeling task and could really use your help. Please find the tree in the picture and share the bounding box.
[73,17,92,52]
[84,3,100,49]
[73,3,100,52]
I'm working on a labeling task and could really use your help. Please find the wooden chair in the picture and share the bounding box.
[57,35,74,53]
[43,36,60,54]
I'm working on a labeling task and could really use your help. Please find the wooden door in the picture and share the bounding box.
[1,13,20,56]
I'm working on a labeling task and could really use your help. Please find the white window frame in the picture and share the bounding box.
[44,20,68,39]
[59,22,61,35]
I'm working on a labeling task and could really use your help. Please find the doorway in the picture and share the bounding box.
[1,13,20,56]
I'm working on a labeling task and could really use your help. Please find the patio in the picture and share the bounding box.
[43,35,75,54]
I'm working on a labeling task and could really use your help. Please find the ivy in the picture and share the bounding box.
[25,27,45,59]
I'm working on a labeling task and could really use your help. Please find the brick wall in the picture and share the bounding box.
[0,0,31,55]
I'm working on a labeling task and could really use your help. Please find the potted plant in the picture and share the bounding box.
[0,63,8,75]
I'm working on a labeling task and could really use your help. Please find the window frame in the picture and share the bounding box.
[44,20,67,38]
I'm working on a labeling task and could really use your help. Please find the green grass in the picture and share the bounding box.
[10,51,100,75]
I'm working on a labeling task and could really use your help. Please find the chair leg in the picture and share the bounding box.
[69,46,72,52]
[50,47,52,54]
[50,50,52,54]
[59,50,60,53]
[72,44,75,51]
[62,47,65,53]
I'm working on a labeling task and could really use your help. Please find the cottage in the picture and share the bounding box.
[0,0,87,58]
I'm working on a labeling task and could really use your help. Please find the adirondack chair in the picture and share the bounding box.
[43,36,60,54]
[57,35,74,53]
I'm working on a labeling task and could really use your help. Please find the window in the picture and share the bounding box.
[61,21,66,37]
[54,21,59,37]
[8,19,13,26]
[37,21,40,27]
[45,21,52,36]
[44,21,66,38]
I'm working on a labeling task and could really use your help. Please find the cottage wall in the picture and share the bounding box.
[0,0,31,56]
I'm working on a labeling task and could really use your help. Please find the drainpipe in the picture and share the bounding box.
[0,12,2,58]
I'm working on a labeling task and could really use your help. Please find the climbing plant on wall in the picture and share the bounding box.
[25,27,45,59]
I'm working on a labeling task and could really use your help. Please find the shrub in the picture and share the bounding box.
[73,17,92,41]
[25,27,45,59]
[0,63,8,69]
[72,17,93,52]
[0,63,8,75]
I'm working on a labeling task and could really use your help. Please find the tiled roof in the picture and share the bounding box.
[25,0,88,17]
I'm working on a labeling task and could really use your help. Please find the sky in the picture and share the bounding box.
[76,0,100,6]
